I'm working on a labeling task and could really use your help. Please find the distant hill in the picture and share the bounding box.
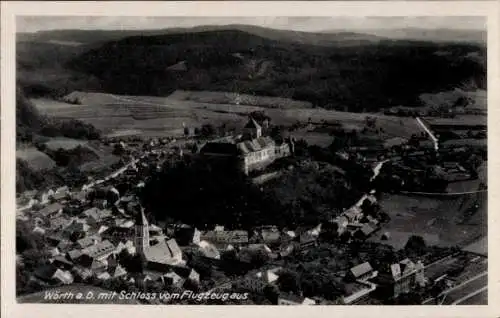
[17,24,386,47]
[17,26,486,112]
[320,28,486,45]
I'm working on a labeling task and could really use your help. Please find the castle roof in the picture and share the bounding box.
[244,117,261,130]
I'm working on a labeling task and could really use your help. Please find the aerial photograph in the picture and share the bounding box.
[15,16,487,305]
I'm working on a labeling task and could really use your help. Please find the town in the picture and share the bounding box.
[16,112,487,305]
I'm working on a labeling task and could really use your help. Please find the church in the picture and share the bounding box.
[200,117,294,175]
[134,208,184,277]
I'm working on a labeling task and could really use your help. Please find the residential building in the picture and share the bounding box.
[32,264,74,285]
[198,240,221,260]
[239,267,281,293]
[201,230,249,245]
[375,259,425,299]
[347,262,377,282]
[38,202,64,219]
[81,240,116,261]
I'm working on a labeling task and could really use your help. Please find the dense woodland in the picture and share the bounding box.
[18,29,486,113]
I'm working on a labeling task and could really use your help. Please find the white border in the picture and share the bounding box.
[2,2,499,318]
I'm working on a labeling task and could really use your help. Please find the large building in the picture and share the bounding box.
[135,208,184,277]
[374,258,425,299]
[200,117,293,175]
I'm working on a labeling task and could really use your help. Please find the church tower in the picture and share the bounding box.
[134,207,150,258]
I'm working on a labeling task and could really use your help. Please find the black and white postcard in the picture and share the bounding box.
[1,1,499,318]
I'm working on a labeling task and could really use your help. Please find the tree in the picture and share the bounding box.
[405,235,426,254]
[277,270,300,293]
[200,124,216,138]
[263,284,280,304]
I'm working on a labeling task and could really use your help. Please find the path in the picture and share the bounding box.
[416,117,439,151]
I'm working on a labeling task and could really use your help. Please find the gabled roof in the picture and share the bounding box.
[198,240,220,259]
[81,240,115,258]
[39,203,63,217]
[350,262,373,278]
[144,238,182,265]
[360,224,375,236]
[236,137,275,154]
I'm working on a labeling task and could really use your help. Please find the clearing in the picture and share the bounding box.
[16,147,56,171]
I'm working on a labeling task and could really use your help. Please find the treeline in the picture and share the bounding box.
[16,159,88,193]
[65,30,486,112]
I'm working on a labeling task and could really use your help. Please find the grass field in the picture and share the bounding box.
[33,91,424,141]
[424,115,487,127]
[373,189,487,250]
[44,137,88,151]
[169,89,314,109]
[16,147,56,171]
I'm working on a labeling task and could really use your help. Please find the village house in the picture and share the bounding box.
[238,267,281,293]
[38,202,64,219]
[353,224,377,240]
[80,240,116,261]
[198,240,221,261]
[32,264,74,286]
[201,229,249,246]
[76,235,102,249]
[343,206,363,223]
[51,255,74,270]
[159,271,184,288]
[374,258,425,299]
[298,231,318,250]
[63,219,91,239]
[82,207,113,225]
[346,262,376,282]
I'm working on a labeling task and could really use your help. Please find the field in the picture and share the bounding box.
[424,115,487,128]
[32,91,423,141]
[16,147,56,171]
[169,89,314,109]
[44,137,88,151]
[371,188,487,250]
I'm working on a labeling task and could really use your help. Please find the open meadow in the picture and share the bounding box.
[16,147,56,171]
[32,90,423,142]
[371,189,486,251]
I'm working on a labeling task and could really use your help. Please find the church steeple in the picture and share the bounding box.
[134,207,150,258]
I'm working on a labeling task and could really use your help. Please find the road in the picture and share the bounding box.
[456,288,487,305]
[440,272,487,305]
[415,117,439,151]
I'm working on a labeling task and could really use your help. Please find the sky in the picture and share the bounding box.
[17,16,486,33]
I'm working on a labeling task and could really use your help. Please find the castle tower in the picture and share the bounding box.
[243,117,262,139]
[134,207,150,258]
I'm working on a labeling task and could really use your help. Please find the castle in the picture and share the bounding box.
[200,117,294,175]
